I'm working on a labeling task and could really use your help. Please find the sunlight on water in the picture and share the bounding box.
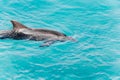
[0,0,120,80]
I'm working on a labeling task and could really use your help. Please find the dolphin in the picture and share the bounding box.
[0,20,75,47]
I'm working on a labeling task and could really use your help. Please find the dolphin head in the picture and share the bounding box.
[58,36,76,42]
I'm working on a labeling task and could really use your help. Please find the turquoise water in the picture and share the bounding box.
[0,0,120,80]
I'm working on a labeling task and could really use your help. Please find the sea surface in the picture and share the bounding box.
[0,0,120,80]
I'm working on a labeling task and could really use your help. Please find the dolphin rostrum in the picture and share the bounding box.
[0,20,75,47]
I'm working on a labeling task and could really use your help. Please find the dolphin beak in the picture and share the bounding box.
[67,37,77,42]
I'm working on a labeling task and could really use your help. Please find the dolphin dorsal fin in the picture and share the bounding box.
[11,20,28,30]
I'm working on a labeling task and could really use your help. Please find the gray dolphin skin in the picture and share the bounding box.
[0,20,75,47]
